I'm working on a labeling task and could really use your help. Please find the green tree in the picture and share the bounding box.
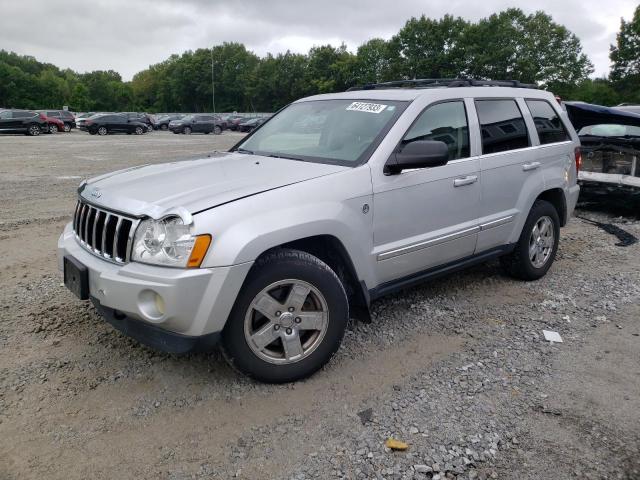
[464,9,593,87]
[610,5,640,104]
[386,15,469,79]
[354,38,392,84]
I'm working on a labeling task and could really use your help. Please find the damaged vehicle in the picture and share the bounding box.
[58,79,580,383]
[565,102,640,193]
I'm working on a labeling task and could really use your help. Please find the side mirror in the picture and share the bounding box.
[384,140,449,175]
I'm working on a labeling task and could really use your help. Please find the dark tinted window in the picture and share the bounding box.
[475,100,530,154]
[14,110,35,118]
[47,111,60,117]
[525,99,570,144]
[403,101,470,160]
[0,110,11,119]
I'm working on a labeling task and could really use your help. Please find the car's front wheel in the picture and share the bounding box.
[97,126,108,136]
[161,124,168,131]
[183,126,192,135]
[27,124,41,136]
[135,126,144,135]
[49,124,58,133]
[213,125,222,135]
[221,249,349,383]
[501,199,560,280]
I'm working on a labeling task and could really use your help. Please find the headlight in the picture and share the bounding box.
[132,216,211,268]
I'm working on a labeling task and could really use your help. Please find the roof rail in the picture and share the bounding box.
[346,78,538,91]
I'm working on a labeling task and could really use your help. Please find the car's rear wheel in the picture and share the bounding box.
[97,126,108,136]
[27,124,41,136]
[161,124,168,131]
[213,125,222,135]
[501,200,560,280]
[63,123,71,132]
[184,126,192,135]
[135,126,144,135]
[49,124,58,133]
[221,249,349,383]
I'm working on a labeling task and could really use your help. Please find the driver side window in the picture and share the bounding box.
[403,101,470,161]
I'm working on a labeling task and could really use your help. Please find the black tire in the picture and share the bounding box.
[135,126,144,135]
[183,126,192,135]
[221,249,349,383]
[97,126,108,136]
[161,124,168,131]
[63,123,71,132]
[500,200,560,281]
[27,124,41,136]
[49,124,58,133]
[213,125,222,135]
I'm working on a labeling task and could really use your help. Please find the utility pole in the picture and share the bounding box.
[211,47,216,114]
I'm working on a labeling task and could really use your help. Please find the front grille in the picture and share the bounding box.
[72,200,138,263]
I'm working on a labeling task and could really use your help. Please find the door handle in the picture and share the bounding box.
[453,175,478,187]
[522,162,541,171]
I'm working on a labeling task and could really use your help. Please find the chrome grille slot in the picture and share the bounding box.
[72,200,138,264]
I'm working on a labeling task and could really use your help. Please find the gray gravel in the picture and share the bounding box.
[0,132,639,479]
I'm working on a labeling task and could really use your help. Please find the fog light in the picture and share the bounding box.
[155,293,166,316]
[138,290,166,320]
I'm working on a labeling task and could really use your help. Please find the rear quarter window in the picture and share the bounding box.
[525,99,570,144]
[475,99,530,154]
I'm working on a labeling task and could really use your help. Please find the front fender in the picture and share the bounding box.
[195,166,376,287]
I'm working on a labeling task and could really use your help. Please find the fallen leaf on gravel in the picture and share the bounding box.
[385,438,408,451]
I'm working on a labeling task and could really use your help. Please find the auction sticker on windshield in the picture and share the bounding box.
[346,102,387,114]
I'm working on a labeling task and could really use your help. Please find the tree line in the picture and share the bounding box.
[1,7,639,113]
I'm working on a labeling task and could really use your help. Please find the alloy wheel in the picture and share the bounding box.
[529,216,555,268]
[244,279,329,365]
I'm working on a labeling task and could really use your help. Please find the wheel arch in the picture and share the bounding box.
[535,188,567,226]
[253,235,371,322]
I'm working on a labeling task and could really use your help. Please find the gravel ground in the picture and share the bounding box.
[0,131,639,479]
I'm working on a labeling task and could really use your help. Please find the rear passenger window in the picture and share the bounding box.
[475,99,530,154]
[403,101,470,160]
[525,99,570,144]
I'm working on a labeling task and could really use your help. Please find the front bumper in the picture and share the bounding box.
[58,223,253,341]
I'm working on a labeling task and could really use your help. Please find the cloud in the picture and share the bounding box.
[0,0,636,79]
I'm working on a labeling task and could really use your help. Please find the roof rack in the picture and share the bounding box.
[346,78,538,91]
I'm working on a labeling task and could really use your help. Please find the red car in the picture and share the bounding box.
[38,113,66,133]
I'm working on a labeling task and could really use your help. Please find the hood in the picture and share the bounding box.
[79,152,347,218]
[565,102,640,131]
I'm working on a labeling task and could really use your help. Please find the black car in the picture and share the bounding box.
[155,114,184,130]
[37,110,76,131]
[0,109,48,136]
[168,114,223,134]
[238,117,268,132]
[81,113,148,135]
[123,112,155,132]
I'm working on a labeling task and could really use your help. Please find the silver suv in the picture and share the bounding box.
[58,79,581,382]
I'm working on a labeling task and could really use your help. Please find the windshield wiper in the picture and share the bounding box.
[236,147,254,154]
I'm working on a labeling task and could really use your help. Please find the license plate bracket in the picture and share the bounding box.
[64,256,89,300]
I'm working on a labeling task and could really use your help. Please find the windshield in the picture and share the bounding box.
[579,124,640,137]
[181,115,193,122]
[235,99,408,165]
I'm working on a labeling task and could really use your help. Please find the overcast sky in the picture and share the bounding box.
[0,0,635,80]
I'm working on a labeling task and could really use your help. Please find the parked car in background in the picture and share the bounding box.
[75,112,97,130]
[0,109,48,136]
[238,117,268,132]
[155,114,184,130]
[37,110,76,131]
[81,113,148,136]
[40,113,66,133]
[565,102,640,193]
[228,116,252,131]
[168,114,222,134]
[124,112,155,132]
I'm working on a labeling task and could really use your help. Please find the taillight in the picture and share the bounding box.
[574,147,582,173]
